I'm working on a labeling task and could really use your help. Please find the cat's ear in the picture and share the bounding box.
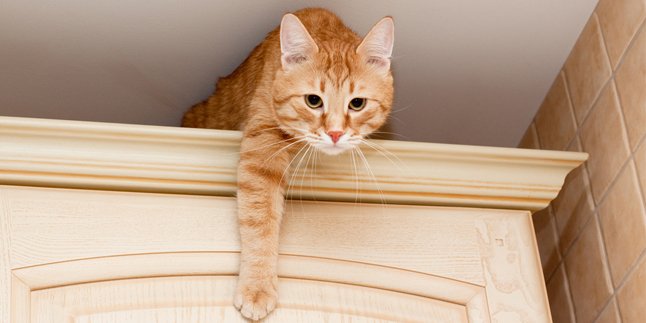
[280,13,319,70]
[357,17,394,73]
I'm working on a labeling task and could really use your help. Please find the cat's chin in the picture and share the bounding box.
[316,145,352,156]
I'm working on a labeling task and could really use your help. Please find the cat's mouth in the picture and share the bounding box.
[304,131,361,156]
[315,144,352,155]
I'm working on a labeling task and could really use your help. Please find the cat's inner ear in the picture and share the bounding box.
[280,14,319,70]
[357,17,394,73]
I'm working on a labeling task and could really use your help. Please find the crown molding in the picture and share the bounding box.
[0,116,586,210]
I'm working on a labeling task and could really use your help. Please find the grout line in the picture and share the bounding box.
[563,16,646,147]
[532,8,646,323]
[560,205,597,260]
[635,132,646,156]
[541,205,563,283]
[614,247,646,298]
[606,13,646,76]
[597,12,615,79]
[568,13,612,128]
[561,70,580,150]
[560,256,579,323]
[593,296,617,323]
[557,148,631,261]
[591,213,616,321]
[557,207,601,322]
[597,0,646,70]
[575,78,634,207]
[582,17,641,296]
[539,9,646,151]
[591,155,636,215]
[547,204,564,265]
[587,155,642,323]
[629,147,646,252]
[594,181,621,289]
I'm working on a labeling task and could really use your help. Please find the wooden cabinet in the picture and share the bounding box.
[0,117,586,322]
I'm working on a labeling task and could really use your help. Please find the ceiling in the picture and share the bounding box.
[0,0,598,147]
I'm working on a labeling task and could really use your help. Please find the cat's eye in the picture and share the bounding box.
[305,95,323,109]
[348,98,367,111]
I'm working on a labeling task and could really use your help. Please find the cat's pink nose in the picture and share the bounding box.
[327,131,344,143]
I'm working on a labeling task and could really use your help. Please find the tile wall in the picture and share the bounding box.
[518,1,646,322]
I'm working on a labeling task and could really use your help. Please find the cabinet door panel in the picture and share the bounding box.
[31,276,467,323]
[1,186,549,322]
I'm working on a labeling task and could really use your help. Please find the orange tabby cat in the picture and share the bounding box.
[182,8,394,320]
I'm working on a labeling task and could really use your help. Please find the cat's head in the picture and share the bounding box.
[272,13,394,156]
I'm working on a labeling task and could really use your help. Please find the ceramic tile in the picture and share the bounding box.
[598,163,646,285]
[595,298,620,323]
[564,14,613,123]
[535,72,577,151]
[565,218,613,323]
[518,121,540,149]
[552,138,595,253]
[547,264,576,323]
[615,23,646,150]
[596,0,646,67]
[533,207,560,279]
[635,140,646,203]
[580,81,631,201]
[617,256,646,323]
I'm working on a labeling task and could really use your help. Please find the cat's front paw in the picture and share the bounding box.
[234,278,278,321]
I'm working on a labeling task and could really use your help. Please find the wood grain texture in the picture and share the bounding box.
[31,276,468,323]
[0,116,572,321]
[0,116,587,210]
[13,253,483,307]
[0,190,11,323]
[10,275,29,323]
[4,185,511,284]
[476,213,551,322]
[1,185,554,321]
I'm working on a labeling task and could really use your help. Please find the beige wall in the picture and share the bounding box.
[518,1,646,322]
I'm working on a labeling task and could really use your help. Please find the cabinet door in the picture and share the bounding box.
[1,186,549,322]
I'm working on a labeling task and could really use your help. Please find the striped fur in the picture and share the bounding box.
[182,8,394,320]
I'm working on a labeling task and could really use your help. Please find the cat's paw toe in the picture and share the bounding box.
[234,284,277,321]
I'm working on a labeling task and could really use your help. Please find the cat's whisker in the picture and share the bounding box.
[248,126,285,134]
[300,145,315,201]
[289,144,313,213]
[279,141,310,188]
[183,8,397,320]
[260,137,308,164]
[310,148,319,202]
[359,139,405,172]
[390,104,413,114]
[363,139,405,167]
[284,145,306,217]
[286,143,311,193]
[283,143,310,216]
[350,147,360,204]
[355,147,387,207]
[238,135,307,156]
[385,113,405,124]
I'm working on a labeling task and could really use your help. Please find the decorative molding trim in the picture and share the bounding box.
[14,252,487,321]
[0,116,586,210]
[13,252,483,303]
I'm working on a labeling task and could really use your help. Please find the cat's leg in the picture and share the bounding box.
[233,130,293,320]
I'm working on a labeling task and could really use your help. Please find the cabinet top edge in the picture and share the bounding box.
[0,116,586,211]
[0,116,587,163]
